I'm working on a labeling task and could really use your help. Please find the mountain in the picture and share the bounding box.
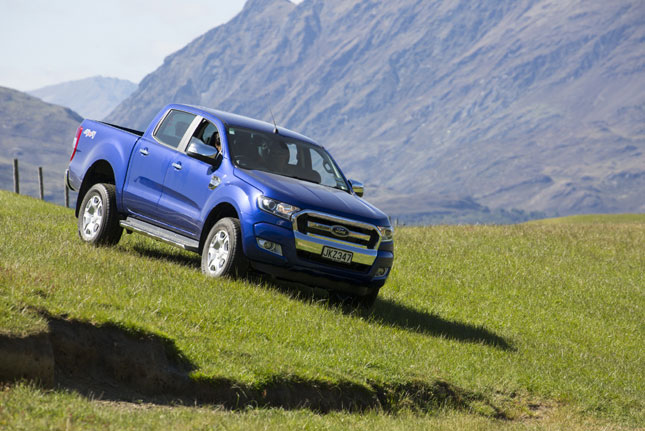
[0,86,82,205]
[107,0,645,221]
[30,76,137,120]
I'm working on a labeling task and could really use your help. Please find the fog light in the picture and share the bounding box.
[375,267,389,277]
[257,238,283,256]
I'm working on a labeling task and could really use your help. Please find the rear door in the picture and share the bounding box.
[122,109,197,221]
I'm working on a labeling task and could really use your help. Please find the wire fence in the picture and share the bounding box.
[8,158,71,208]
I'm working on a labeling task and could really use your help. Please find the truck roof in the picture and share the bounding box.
[179,104,319,147]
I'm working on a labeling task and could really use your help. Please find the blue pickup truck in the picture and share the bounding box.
[66,104,393,306]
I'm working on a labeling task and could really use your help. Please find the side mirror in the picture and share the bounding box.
[187,140,219,164]
[348,179,364,197]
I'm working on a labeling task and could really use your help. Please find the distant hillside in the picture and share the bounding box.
[107,0,645,220]
[30,76,137,120]
[0,86,82,205]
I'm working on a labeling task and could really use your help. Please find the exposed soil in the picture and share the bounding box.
[0,332,54,387]
[0,311,504,415]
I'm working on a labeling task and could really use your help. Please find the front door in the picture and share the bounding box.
[157,154,218,237]
[156,118,224,237]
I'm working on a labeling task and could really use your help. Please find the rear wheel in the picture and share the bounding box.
[77,183,122,246]
[201,218,248,278]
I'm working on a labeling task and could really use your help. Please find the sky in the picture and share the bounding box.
[0,0,300,92]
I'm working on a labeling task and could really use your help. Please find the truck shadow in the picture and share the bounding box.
[130,245,201,268]
[257,278,515,352]
[366,298,515,351]
[124,246,514,351]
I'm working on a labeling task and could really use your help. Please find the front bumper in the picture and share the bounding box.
[241,217,393,294]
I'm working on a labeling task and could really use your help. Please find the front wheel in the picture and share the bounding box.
[201,218,248,278]
[77,183,123,246]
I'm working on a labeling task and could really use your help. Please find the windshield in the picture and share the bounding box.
[226,126,349,191]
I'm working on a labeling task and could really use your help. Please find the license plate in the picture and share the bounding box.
[321,246,353,264]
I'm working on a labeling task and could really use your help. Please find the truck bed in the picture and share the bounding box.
[67,119,144,198]
[98,121,144,137]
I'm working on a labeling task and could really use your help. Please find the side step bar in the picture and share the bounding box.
[120,217,200,253]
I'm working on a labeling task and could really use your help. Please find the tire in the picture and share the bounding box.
[201,217,248,278]
[77,183,123,246]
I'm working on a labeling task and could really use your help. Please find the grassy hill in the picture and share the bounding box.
[0,190,643,430]
[528,213,645,225]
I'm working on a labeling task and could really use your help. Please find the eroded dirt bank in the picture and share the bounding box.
[0,312,502,416]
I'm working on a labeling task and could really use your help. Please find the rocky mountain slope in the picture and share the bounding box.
[0,87,82,205]
[102,0,642,220]
[30,76,137,120]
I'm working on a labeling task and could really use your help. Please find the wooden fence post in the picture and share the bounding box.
[13,158,19,194]
[38,166,44,200]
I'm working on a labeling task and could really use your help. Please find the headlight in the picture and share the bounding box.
[378,226,394,242]
[258,196,300,220]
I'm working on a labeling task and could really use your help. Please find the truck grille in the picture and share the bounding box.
[293,211,381,250]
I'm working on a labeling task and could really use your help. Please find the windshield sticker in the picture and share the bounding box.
[229,129,235,135]
[83,129,97,139]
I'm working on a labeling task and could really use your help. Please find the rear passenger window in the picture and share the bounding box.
[154,110,195,148]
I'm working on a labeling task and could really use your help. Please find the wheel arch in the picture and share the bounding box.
[199,202,240,251]
[75,160,116,217]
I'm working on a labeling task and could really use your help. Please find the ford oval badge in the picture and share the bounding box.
[331,225,349,238]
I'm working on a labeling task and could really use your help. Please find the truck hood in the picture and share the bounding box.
[234,169,390,226]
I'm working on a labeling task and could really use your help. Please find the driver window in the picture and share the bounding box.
[189,120,221,152]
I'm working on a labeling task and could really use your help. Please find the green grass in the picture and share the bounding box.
[527,213,645,225]
[1,191,643,429]
[0,383,624,431]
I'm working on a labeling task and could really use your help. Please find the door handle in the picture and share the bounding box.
[139,147,149,156]
[172,162,182,170]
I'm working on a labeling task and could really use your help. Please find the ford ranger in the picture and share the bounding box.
[65,104,393,306]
